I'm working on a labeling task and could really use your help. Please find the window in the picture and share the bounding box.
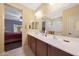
[52,19,63,32]
[14,24,22,32]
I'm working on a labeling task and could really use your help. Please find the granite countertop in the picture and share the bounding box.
[28,32,79,56]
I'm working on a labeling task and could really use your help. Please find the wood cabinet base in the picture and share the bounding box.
[48,45,72,56]
[36,39,47,56]
[28,35,72,56]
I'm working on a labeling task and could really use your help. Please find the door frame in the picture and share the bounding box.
[4,3,23,52]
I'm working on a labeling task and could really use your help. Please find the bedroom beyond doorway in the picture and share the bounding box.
[4,4,23,51]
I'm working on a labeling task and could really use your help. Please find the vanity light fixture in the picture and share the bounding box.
[48,2,53,5]
[35,11,43,18]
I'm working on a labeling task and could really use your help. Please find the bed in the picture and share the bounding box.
[5,32,22,43]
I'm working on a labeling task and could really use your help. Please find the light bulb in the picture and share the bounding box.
[35,11,43,18]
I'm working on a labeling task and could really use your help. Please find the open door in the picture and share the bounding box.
[4,4,23,51]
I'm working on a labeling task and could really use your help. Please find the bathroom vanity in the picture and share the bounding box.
[28,32,79,56]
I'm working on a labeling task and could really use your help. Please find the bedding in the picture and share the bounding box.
[5,32,22,43]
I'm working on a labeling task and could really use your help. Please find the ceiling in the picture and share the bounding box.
[21,3,78,19]
[5,4,21,16]
[5,4,22,21]
[21,3,41,11]
[5,3,79,20]
[48,3,78,18]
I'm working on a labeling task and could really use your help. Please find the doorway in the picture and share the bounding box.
[68,14,79,38]
[4,4,22,51]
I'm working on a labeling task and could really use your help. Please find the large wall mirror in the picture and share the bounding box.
[45,4,79,38]
[46,18,63,35]
[52,19,63,32]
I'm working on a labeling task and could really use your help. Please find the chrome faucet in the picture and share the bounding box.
[45,30,47,37]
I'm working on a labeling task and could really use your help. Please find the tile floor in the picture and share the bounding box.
[0,46,35,56]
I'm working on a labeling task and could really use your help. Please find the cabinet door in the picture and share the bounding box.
[31,37,36,54]
[48,45,72,56]
[28,35,36,54]
[28,35,31,48]
[36,39,47,56]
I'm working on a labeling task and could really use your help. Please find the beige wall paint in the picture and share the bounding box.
[76,20,79,31]
[22,7,35,46]
[63,4,79,35]
[0,4,5,53]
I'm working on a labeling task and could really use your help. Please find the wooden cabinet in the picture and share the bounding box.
[28,35,36,54]
[36,39,47,56]
[28,35,31,47]
[48,45,72,56]
[28,35,72,56]
[28,35,47,56]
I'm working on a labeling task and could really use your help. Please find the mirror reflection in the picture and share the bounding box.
[41,3,79,38]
